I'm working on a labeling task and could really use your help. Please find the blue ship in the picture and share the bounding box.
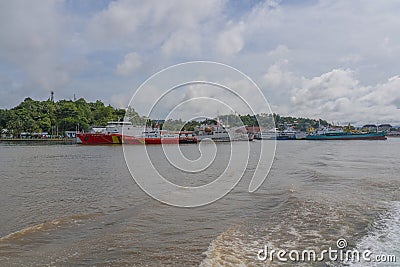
[306,131,386,140]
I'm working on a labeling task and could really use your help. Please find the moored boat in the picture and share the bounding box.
[195,123,253,142]
[77,121,136,145]
[254,129,276,140]
[122,128,180,145]
[77,122,198,145]
[255,129,305,140]
[77,132,123,145]
[306,130,386,140]
[276,130,296,140]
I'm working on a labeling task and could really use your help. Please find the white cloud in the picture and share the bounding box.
[290,69,400,124]
[2,0,400,126]
[216,21,245,57]
[262,59,296,88]
[110,93,129,109]
[0,0,71,106]
[161,30,201,58]
[267,45,290,59]
[338,54,363,64]
[116,52,142,76]
[86,0,224,54]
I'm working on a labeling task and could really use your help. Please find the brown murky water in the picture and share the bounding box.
[0,140,399,266]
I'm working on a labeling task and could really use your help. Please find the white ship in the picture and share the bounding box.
[194,123,252,142]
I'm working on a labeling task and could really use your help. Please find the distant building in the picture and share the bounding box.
[378,124,392,131]
[361,124,377,132]
[1,129,10,138]
[32,132,49,138]
[64,131,77,138]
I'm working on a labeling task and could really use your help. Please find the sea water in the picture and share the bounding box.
[0,139,399,266]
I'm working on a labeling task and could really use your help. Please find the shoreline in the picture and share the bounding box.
[0,138,77,145]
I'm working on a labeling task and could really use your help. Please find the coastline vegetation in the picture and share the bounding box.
[157,114,329,131]
[1,97,330,136]
[0,97,125,136]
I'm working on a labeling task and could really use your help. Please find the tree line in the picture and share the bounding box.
[0,97,329,136]
[0,97,126,136]
[151,114,328,131]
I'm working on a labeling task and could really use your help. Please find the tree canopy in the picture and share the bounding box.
[151,113,328,132]
[0,97,125,136]
[0,97,331,136]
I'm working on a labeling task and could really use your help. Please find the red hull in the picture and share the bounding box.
[78,133,197,145]
[123,135,180,144]
[77,133,122,145]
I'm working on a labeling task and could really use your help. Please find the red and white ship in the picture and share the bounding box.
[77,121,131,145]
[77,121,197,145]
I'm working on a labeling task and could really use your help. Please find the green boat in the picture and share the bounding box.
[306,130,386,140]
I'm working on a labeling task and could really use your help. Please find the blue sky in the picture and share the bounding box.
[1,0,400,124]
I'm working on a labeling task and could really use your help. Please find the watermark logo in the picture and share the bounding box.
[336,238,347,249]
[257,238,397,264]
[122,61,276,207]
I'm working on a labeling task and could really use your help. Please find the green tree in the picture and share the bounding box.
[126,107,146,126]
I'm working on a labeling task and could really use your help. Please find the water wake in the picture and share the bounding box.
[0,213,99,242]
[348,201,400,267]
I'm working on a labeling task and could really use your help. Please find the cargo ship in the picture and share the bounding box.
[77,122,197,145]
[76,121,132,145]
[306,129,386,140]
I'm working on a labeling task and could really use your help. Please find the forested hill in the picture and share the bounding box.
[0,97,329,135]
[0,97,126,134]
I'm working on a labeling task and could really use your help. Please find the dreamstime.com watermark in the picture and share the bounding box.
[257,238,397,264]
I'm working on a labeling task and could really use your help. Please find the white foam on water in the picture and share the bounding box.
[199,225,253,267]
[348,201,400,267]
[199,198,353,266]
[0,213,98,242]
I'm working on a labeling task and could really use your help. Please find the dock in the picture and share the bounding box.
[0,138,77,145]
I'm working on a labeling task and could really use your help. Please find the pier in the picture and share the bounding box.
[0,138,77,145]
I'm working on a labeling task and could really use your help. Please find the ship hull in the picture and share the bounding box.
[123,135,197,144]
[77,133,122,145]
[124,136,179,145]
[306,132,386,140]
[276,135,296,140]
[78,133,197,145]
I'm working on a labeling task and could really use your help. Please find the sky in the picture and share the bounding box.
[1,0,400,125]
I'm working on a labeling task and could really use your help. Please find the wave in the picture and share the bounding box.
[200,225,252,267]
[0,213,99,242]
[348,201,400,267]
[200,197,353,266]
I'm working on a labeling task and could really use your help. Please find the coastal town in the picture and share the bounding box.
[1,97,399,144]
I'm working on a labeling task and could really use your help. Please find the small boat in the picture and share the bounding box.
[195,123,252,142]
[177,131,198,144]
[195,124,230,142]
[276,130,296,140]
[254,129,276,140]
[255,129,302,140]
